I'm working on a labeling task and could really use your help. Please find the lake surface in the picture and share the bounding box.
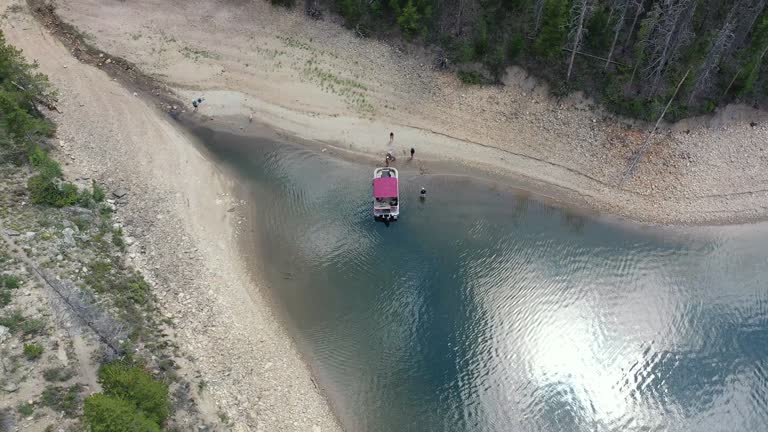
[194,126,768,432]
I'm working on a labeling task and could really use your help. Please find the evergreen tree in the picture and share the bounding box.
[736,11,768,95]
[305,0,768,119]
[535,0,569,58]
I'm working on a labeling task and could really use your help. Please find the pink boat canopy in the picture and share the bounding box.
[373,177,398,198]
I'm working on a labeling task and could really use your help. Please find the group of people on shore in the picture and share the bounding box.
[387,131,426,199]
[385,132,415,167]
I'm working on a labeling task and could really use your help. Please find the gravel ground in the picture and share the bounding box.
[2,2,342,431]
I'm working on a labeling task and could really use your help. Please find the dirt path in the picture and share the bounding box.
[1,1,341,431]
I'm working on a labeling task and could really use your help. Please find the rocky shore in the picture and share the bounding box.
[1,0,342,430]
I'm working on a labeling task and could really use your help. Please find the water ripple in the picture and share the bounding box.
[197,128,768,432]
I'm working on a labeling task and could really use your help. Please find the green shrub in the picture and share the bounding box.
[92,181,106,202]
[84,394,160,432]
[44,367,76,382]
[98,363,169,425]
[1,274,20,289]
[21,318,45,336]
[120,274,150,305]
[27,175,79,207]
[28,174,60,204]
[77,189,94,208]
[337,0,363,25]
[73,216,91,232]
[396,0,424,38]
[28,146,61,179]
[41,385,81,417]
[458,42,474,64]
[84,260,113,293]
[269,0,295,7]
[486,46,506,80]
[457,70,483,85]
[23,343,44,360]
[472,21,489,60]
[586,6,611,52]
[58,183,79,206]
[0,309,24,331]
[0,311,44,335]
[17,402,34,417]
[0,289,10,307]
[507,35,524,61]
[112,227,125,251]
[534,0,568,58]
[389,0,431,39]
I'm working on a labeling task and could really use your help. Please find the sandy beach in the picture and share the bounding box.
[43,0,768,226]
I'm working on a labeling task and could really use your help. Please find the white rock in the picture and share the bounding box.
[62,228,75,246]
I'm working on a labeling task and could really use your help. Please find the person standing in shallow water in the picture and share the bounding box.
[410,147,415,159]
[389,132,394,144]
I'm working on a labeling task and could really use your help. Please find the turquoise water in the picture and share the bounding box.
[194,126,768,432]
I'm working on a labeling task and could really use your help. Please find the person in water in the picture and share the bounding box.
[420,187,426,197]
[410,147,415,159]
[389,132,394,144]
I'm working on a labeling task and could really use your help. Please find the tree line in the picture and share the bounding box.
[280,0,768,121]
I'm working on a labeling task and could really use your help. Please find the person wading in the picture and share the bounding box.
[410,147,415,159]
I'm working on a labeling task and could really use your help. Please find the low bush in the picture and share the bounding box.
[1,274,20,289]
[98,362,169,425]
[0,310,24,331]
[28,146,61,179]
[43,367,76,382]
[23,343,43,360]
[92,181,106,202]
[27,175,79,207]
[16,402,34,417]
[457,70,484,85]
[21,317,45,336]
[112,227,125,251]
[0,311,45,335]
[0,289,9,307]
[120,274,150,305]
[84,394,160,432]
[77,189,94,208]
[507,35,524,61]
[41,385,81,417]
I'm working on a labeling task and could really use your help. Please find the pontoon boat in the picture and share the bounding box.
[373,167,399,221]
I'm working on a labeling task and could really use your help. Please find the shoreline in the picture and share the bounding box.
[189,114,768,227]
[6,1,343,430]
[47,0,768,226]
